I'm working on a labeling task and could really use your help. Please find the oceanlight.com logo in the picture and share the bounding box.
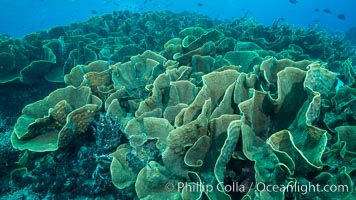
[166,181,350,195]
[255,181,350,195]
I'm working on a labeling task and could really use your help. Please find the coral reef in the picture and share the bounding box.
[1,10,356,200]
[11,86,103,152]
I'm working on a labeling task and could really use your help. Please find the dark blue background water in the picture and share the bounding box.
[0,0,355,37]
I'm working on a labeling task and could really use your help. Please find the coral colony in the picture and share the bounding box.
[1,10,355,199]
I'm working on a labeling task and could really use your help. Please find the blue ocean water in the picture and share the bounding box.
[0,0,355,37]
[1,1,356,199]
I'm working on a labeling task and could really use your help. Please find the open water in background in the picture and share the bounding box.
[0,0,355,37]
